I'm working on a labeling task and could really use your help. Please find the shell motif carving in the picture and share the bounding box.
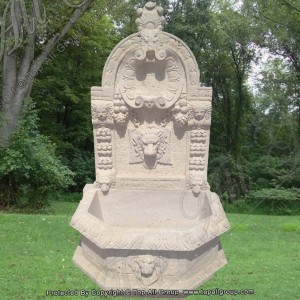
[136,1,165,32]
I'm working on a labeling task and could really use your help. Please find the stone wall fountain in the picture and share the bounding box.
[70,1,230,296]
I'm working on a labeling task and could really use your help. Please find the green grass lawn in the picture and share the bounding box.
[0,201,299,300]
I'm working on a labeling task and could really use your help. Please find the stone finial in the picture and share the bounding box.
[136,1,165,31]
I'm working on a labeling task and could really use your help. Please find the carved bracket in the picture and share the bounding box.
[187,171,209,195]
[172,101,211,129]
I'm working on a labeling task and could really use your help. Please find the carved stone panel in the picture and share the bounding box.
[129,126,171,169]
[118,52,185,110]
[128,255,167,286]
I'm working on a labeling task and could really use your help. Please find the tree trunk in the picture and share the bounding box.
[224,85,232,153]
[0,84,32,148]
[233,74,244,159]
[0,0,96,148]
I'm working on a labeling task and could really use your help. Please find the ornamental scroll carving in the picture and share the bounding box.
[118,48,184,110]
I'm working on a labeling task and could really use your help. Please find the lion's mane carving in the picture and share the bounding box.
[128,255,167,286]
[129,127,171,169]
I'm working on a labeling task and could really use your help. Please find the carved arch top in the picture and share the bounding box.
[92,2,212,193]
[101,3,201,101]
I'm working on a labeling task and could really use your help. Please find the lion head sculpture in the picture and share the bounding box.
[129,127,171,169]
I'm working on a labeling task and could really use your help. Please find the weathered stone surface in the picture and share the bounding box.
[70,2,230,296]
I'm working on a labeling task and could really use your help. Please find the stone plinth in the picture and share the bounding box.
[71,185,229,293]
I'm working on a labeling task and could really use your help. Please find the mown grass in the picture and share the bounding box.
[0,201,300,300]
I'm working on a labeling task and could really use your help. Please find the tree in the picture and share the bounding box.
[166,0,254,158]
[0,0,97,148]
[211,8,254,158]
[251,58,299,157]
[165,0,212,59]
[243,0,300,136]
[31,9,120,189]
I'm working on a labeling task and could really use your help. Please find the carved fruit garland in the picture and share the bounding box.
[92,104,115,192]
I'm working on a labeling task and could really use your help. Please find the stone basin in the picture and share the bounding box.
[89,189,212,229]
[70,185,230,292]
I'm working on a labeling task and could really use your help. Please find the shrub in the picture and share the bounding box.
[65,150,95,192]
[246,188,300,202]
[0,99,75,209]
[245,188,300,215]
[245,155,300,190]
[208,154,251,202]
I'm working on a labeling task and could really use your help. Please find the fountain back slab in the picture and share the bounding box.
[70,2,230,296]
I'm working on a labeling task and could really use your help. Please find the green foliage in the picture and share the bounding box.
[243,0,300,136]
[245,155,300,190]
[1,0,298,214]
[165,0,212,57]
[223,189,300,216]
[244,188,300,215]
[208,154,250,202]
[247,188,300,202]
[64,150,95,190]
[31,10,119,190]
[243,0,300,64]
[0,99,74,209]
